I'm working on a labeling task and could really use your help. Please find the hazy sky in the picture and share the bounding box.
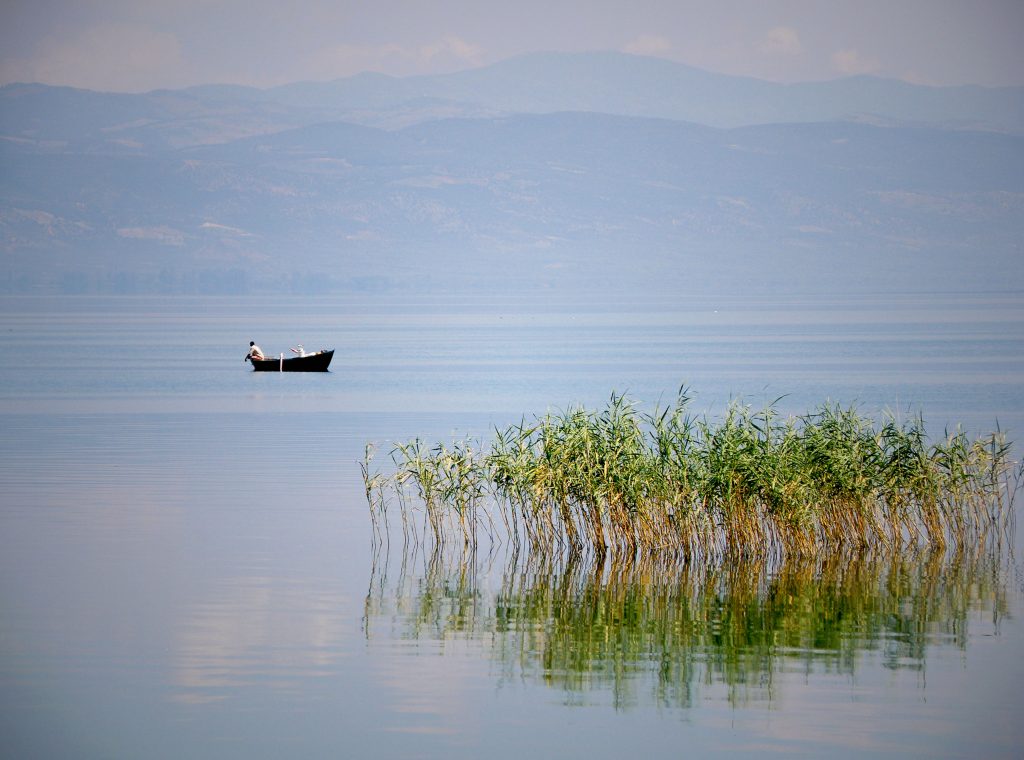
[1,0,1022,92]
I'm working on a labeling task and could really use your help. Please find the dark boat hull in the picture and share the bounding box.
[248,350,334,372]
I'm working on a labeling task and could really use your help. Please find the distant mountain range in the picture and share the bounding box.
[2,52,1022,295]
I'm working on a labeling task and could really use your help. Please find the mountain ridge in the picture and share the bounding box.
[3,108,1021,295]
[1,51,1022,296]
[4,50,1024,147]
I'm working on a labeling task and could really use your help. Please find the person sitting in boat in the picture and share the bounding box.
[290,344,306,357]
[247,341,264,361]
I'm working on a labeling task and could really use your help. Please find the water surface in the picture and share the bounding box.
[0,292,1021,758]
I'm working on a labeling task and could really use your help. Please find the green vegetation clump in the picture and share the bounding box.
[364,390,1018,558]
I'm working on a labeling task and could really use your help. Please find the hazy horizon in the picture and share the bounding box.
[2,1,1023,93]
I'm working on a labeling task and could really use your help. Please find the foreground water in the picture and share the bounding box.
[0,292,1022,758]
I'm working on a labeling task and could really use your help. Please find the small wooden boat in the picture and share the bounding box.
[246,349,334,372]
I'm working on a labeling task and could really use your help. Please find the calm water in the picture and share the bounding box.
[1,292,1022,758]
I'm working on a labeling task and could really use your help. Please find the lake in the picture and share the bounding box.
[1,291,1022,758]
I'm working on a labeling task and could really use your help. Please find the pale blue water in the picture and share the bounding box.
[0,292,1022,758]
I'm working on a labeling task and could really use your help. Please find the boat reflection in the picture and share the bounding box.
[364,546,1011,709]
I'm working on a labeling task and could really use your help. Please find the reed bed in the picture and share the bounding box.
[364,390,1019,559]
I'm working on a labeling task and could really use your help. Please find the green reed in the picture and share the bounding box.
[364,389,1019,558]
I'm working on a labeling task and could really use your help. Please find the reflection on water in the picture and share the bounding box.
[173,577,350,705]
[0,294,1021,757]
[365,546,1011,710]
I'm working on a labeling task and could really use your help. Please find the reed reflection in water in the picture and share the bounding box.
[364,545,1011,711]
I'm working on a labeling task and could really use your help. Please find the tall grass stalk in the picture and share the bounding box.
[367,390,1018,559]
